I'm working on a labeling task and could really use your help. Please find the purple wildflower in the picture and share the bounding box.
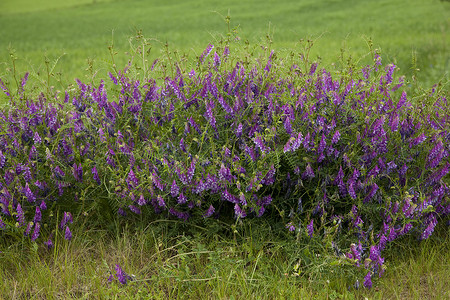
[335,166,347,196]
[31,222,40,241]
[234,204,247,219]
[363,272,372,289]
[40,200,47,210]
[170,180,179,197]
[157,195,167,208]
[44,238,53,249]
[92,166,101,185]
[118,208,127,217]
[363,183,379,203]
[347,178,357,199]
[169,208,189,221]
[307,219,314,238]
[0,78,11,97]
[203,205,215,218]
[331,130,341,144]
[286,222,296,232]
[420,214,438,240]
[426,141,444,169]
[302,164,315,180]
[283,138,293,153]
[25,222,32,236]
[33,132,42,144]
[186,159,196,183]
[115,264,129,285]
[235,123,243,137]
[178,193,187,204]
[223,46,230,58]
[222,189,239,203]
[53,166,65,179]
[28,146,37,161]
[399,223,413,236]
[16,204,25,226]
[64,226,72,241]
[389,113,399,132]
[199,44,214,64]
[136,194,147,206]
[109,72,118,85]
[126,169,139,189]
[213,52,221,67]
[23,183,36,202]
[378,235,387,251]
[284,118,292,135]
[128,205,141,215]
[291,132,303,152]
[98,128,106,142]
[0,151,5,168]
[72,163,83,182]
[33,206,42,223]
[318,133,327,154]
[60,211,73,229]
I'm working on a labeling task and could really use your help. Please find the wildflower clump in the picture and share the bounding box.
[0,41,448,288]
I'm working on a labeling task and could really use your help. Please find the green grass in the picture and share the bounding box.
[1,219,449,299]
[0,0,448,88]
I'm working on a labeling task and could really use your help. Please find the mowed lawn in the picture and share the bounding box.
[0,0,448,86]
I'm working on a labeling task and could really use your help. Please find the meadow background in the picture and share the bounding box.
[0,0,449,299]
[0,0,448,90]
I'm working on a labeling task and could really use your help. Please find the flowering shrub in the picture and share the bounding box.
[0,42,448,287]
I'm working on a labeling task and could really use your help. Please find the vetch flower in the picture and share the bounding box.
[363,272,372,289]
[203,205,215,218]
[16,204,25,226]
[31,222,40,241]
[177,193,187,204]
[64,226,72,241]
[72,163,83,182]
[307,219,314,238]
[23,183,36,202]
[92,166,101,185]
[33,132,42,144]
[40,200,47,210]
[286,222,296,232]
[302,164,315,180]
[363,183,378,203]
[60,211,73,229]
[331,130,341,144]
[44,238,53,249]
[420,214,438,240]
[157,195,167,207]
[291,132,303,152]
[25,222,32,236]
[234,204,247,219]
[53,166,65,180]
[213,52,221,67]
[170,180,179,197]
[136,194,147,206]
[199,44,214,64]
[284,117,292,135]
[33,206,42,223]
[126,169,139,189]
[115,264,130,285]
[128,205,141,215]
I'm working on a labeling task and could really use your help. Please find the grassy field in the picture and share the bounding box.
[0,0,448,88]
[0,1,449,299]
[1,219,449,299]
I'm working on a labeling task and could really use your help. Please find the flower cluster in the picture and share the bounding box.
[0,43,448,288]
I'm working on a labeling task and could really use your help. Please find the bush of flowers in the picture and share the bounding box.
[0,41,448,288]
